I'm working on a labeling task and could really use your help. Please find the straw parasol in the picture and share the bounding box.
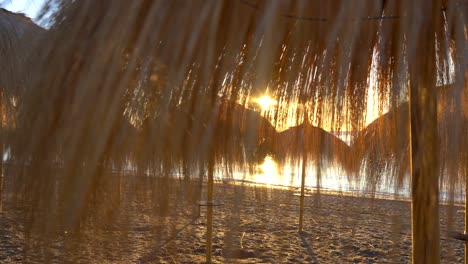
[0,8,44,126]
[351,102,410,190]
[273,120,352,171]
[0,8,44,92]
[0,8,45,172]
[352,83,468,194]
[7,1,466,262]
[119,98,276,174]
[14,0,465,174]
[217,101,276,163]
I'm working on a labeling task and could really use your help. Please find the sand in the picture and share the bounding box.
[0,177,465,263]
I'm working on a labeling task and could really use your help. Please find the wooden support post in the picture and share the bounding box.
[409,62,440,259]
[409,83,440,263]
[0,164,3,213]
[0,138,3,213]
[299,154,306,233]
[465,159,468,264]
[408,2,441,263]
[205,154,215,264]
[0,103,3,212]
[299,118,308,233]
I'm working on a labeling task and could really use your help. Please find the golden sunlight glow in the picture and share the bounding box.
[255,155,281,186]
[259,155,278,175]
[254,95,276,112]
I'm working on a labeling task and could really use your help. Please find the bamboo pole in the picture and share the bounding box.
[0,93,3,213]
[315,158,321,208]
[465,160,468,264]
[0,163,3,213]
[408,2,441,262]
[298,150,306,233]
[205,154,215,263]
[299,118,308,233]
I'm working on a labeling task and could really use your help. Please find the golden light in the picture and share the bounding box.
[253,95,276,112]
[255,155,281,186]
[259,155,278,175]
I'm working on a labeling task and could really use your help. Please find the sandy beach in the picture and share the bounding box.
[0,176,465,263]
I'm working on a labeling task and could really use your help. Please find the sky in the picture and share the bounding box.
[2,0,45,23]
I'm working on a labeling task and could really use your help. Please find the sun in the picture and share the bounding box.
[253,95,276,112]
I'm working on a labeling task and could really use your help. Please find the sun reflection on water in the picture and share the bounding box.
[255,155,281,186]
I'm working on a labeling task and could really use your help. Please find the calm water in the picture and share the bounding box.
[225,153,461,202]
[0,148,459,202]
[229,155,412,200]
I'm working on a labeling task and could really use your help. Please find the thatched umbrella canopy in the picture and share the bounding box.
[273,120,352,171]
[0,8,44,130]
[352,83,468,194]
[109,97,276,175]
[4,1,465,260]
[438,83,468,194]
[0,8,44,87]
[217,101,276,163]
[351,102,410,190]
[13,0,465,170]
